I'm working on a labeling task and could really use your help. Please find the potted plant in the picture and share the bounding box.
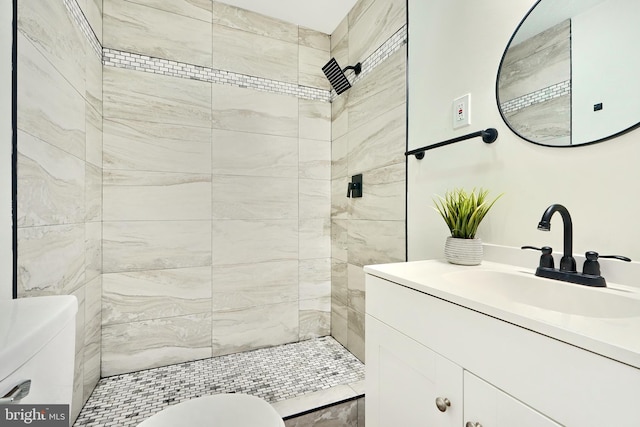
[433,188,502,265]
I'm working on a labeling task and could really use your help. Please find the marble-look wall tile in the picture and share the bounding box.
[86,103,103,168]
[299,139,330,180]
[504,95,570,144]
[103,170,212,221]
[17,224,85,296]
[347,220,405,267]
[212,130,298,178]
[331,133,348,180]
[299,258,331,301]
[212,1,298,43]
[212,24,298,84]
[347,264,365,314]
[348,0,405,64]
[299,219,331,260]
[101,313,212,376]
[103,66,211,128]
[125,0,212,22]
[300,179,331,219]
[348,47,406,132]
[331,309,348,348]
[17,131,85,227]
[331,15,349,51]
[331,219,348,262]
[85,162,102,222]
[348,163,405,221]
[331,94,349,141]
[299,99,331,141]
[103,118,211,174]
[71,286,85,421]
[18,0,86,95]
[85,221,102,283]
[103,0,212,67]
[299,45,331,90]
[102,267,212,324]
[212,175,298,220]
[81,0,104,44]
[212,260,298,311]
[103,220,212,272]
[299,297,331,340]
[347,104,405,175]
[331,177,349,219]
[285,399,358,427]
[212,302,299,356]
[83,275,102,402]
[212,220,298,265]
[331,260,348,317]
[85,51,102,116]
[347,308,365,362]
[357,397,365,426]
[18,34,85,160]
[212,85,298,137]
[299,27,330,51]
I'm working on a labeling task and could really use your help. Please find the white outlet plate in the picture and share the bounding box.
[453,93,471,129]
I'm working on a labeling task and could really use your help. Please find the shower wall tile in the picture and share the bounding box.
[299,139,330,180]
[347,308,365,362]
[103,0,212,67]
[86,104,103,168]
[299,218,331,260]
[300,179,331,219]
[331,23,349,69]
[299,258,331,301]
[212,260,298,311]
[104,67,212,127]
[18,35,85,160]
[85,51,102,116]
[299,27,330,51]
[81,0,104,43]
[331,260,348,317]
[299,45,331,90]
[347,220,405,267]
[348,0,405,64]
[85,221,102,283]
[347,103,406,174]
[331,219,348,262]
[331,15,349,51]
[18,0,86,95]
[212,175,298,220]
[101,312,212,376]
[331,177,349,219]
[17,131,85,227]
[72,286,85,419]
[299,297,331,340]
[348,47,406,132]
[212,1,298,43]
[103,118,212,174]
[331,310,348,348]
[212,24,298,84]
[103,220,212,273]
[124,0,212,22]
[212,130,298,178]
[85,162,102,222]
[331,133,348,180]
[83,275,102,401]
[284,398,358,427]
[103,171,212,221]
[348,163,405,221]
[212,85,298,137]
[17,223,85,297]
[211,301,299,356]
[347,264,365,314]
[102,267,212,324]
[212,220,298,266]
[299,99,331,141]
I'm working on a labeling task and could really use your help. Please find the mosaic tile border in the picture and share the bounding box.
[500,80,570,114]
[63,0,102,58]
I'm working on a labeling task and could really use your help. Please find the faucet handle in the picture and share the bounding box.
[583,251,631,276]
[521,245,554,268]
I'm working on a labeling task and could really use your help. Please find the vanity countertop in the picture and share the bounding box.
[364,260,640,370]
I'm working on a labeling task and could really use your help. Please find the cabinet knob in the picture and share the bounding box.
[435,397,451,412]
[466,422,482,427]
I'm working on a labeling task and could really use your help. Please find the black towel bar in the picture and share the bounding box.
[405,128,498,159]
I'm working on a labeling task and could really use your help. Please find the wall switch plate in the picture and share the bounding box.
[453,93,471,129]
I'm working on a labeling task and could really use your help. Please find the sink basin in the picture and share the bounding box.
[442,269,640,319]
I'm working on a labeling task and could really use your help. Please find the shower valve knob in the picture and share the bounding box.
[346,174,363,198]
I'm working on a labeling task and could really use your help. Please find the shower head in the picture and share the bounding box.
[322,57,362,95]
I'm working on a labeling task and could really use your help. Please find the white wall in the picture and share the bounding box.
[408,0,640,265]
[0,1,12,300]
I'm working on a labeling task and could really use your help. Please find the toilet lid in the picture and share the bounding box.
[138,394,285,427]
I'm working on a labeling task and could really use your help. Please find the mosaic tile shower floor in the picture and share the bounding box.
[74,337,364,426]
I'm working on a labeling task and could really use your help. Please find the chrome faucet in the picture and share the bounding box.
[537,204,576,272]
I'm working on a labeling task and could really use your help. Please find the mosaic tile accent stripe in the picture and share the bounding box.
[73,337,364,426]
[500,80,571,114]
[63,0,102,58]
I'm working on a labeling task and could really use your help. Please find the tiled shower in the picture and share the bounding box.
[16,0,407,422]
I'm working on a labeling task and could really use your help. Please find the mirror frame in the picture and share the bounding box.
[495,0,640,148]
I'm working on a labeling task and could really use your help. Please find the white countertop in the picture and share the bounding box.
[364,259,640,370]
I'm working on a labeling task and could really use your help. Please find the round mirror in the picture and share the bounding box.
[496,0,640,147]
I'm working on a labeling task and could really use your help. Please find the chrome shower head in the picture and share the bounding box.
[322,57,361,95]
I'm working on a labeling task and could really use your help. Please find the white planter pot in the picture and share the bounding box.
[444,236,483,266]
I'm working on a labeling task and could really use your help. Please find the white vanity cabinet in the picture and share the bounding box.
[365,268,640,427]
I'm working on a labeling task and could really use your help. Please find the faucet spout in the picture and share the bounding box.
[538,204,576,272]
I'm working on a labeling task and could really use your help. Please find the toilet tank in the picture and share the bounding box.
[0,295,77,422]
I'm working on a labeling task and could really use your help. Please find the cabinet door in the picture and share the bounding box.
[464,371,561,427]
[366,315,463,427]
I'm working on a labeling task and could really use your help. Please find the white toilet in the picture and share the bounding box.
[138,393,285,427]
[0,295,77,423]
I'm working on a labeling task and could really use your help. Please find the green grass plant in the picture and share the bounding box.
[433,188,502,239]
